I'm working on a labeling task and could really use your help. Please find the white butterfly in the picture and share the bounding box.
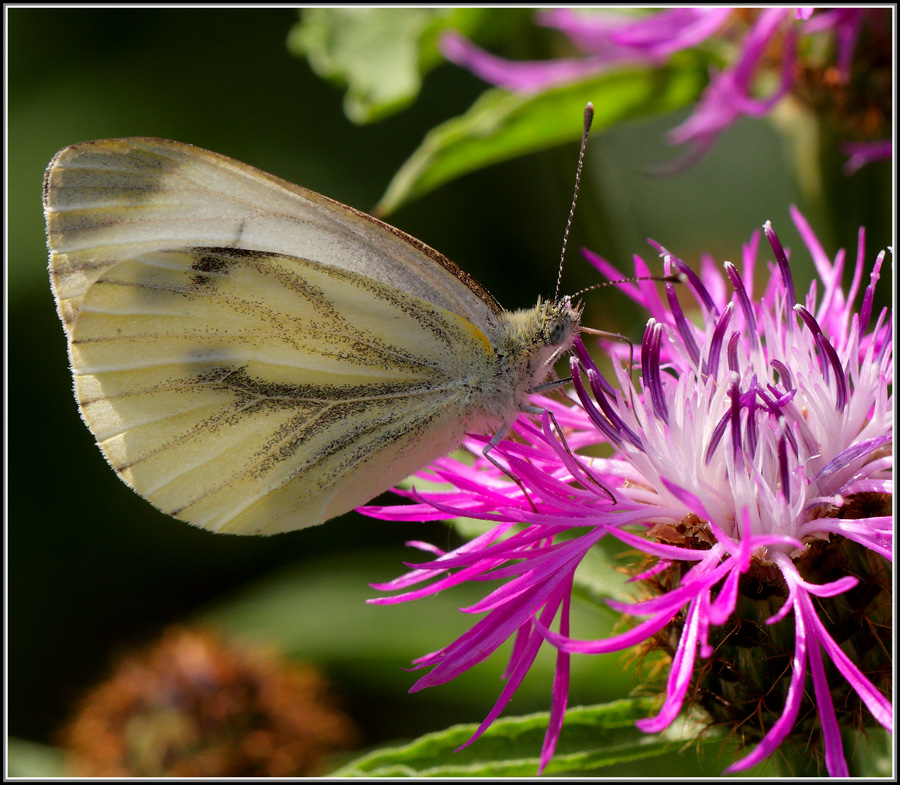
[44,138,581,535]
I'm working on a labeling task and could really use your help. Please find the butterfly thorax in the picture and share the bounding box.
[472,297,581,425]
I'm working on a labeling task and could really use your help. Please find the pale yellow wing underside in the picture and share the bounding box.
[44,139,506,535]
[67,246,496,534]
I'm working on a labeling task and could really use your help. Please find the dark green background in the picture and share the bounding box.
[8,6,892,765]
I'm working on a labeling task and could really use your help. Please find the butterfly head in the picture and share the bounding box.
[498,296,582,382]
[539,295,582,349]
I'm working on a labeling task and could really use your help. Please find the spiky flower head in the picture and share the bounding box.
[364,208,892,775]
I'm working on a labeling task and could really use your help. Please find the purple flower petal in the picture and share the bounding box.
[440,30,607,93]
[843,139,893,174]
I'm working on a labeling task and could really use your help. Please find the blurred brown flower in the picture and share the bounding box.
[60,626,358,777]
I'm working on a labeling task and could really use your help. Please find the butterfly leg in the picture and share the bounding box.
[481,421,540,514]
[541,408,616,503]
[528,379,618,503]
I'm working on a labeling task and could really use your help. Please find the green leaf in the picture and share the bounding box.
[331,699,720,777]
[376,56,709,215]
[198,549,621,705]
[198,550,493,680]
[572,536,640,610]
[7,738,69,777]
[287,8,487,124]
[847,727,894,778]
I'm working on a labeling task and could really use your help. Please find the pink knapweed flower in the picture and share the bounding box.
[441,8,892,173]
[363,208,892,775]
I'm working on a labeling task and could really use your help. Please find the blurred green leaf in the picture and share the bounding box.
[332,699,719,776]
[288,8,488,124]
[199,549,474,678]
[376,56,709,215]
[7,738,68,777]
[847,727,894,778]
[572,536,640,610]
[198,549,622,704]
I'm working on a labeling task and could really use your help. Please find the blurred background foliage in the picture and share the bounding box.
[7,7,892,776]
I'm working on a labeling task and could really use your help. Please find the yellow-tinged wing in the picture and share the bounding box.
[66,245,496,534]
[44,138,578,535]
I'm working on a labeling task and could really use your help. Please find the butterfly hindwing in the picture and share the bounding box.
[70,245,497,534]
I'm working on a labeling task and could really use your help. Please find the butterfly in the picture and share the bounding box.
[44,137,583,535]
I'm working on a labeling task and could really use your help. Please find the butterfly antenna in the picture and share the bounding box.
[555,102,594,300]
[572,271,685,301]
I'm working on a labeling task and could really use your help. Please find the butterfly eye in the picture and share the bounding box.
[547,316,570,346]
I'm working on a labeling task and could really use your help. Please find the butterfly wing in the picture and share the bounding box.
[44,139,505,534]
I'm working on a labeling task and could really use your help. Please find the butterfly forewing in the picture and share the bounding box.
[45,138,502,337]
